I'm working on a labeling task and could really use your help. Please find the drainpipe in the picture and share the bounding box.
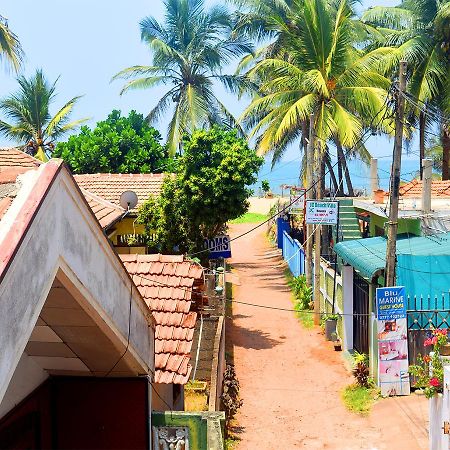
[422,158,432,214]
[370,159,378,200]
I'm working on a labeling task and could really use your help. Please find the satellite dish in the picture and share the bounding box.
[119,190,138,210]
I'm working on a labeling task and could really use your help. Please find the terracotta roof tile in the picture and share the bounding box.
[74,173,166,212]
[0,197,12,220]
[120,254,203,384]
[81,189,124,229]
[399,179,450,198]
[0,149,41,185]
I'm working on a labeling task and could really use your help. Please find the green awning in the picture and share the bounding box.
[334,236,387,280]
[334,232,450,281]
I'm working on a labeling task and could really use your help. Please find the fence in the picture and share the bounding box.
[282,230,305,277]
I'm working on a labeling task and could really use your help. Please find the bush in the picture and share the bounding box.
[221,364,243,432]
[289,275,313,310]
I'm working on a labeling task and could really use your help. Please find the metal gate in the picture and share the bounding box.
[407,293,450,366]
[353,271,369,354]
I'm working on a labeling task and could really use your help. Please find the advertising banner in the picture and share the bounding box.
[376,286,410,396]
[204,235,232,259]
[289,188,306,214]
[305,201,339,225]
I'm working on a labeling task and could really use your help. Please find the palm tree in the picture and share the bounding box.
[238,0,395,195]
[0,15,23,72]
[362,0,450,178]
[113,0,252,155]
[0,69,86,161]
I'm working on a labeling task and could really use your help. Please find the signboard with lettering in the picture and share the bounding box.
[376,286,410,396]
[289,188,306,214]
[204,235,232,259]
[305,201,339,225]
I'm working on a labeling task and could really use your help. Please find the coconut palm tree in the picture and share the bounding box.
[0,15,23,72]
[362,0,450,178]
[0,69,86,161]
[113,0,252,155]
[238,0,395,195]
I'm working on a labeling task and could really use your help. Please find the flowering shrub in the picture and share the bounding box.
[409,328,448,398]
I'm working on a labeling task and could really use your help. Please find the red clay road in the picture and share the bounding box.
[228,223,428,450]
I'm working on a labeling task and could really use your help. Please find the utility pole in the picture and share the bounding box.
[305,114,314,288]
[313,144,322,326]
[385,61,407,287]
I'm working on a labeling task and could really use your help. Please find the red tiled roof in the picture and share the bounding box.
[399,179,450,198]
[81,189,125,229]
[120,253,203,384]
[74,173,166,211]
[0,148,41,184]
[0,196,12,220]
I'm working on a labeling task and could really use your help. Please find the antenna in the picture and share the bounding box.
[119,191,138,211]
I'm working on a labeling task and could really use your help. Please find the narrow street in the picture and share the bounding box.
[228,223,428,450]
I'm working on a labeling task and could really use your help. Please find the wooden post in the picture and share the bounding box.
[385,61,407,287]
[305,113,314,287]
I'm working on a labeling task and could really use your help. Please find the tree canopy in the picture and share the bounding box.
[54,110,170,174]
[137,127,263,254]
[0,69,86,161]
[0,16,23,72]
[113,0,252,155]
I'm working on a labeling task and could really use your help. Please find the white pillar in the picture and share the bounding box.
[370,159,378,199]
[422,158,432,214]
[342,265,353,351]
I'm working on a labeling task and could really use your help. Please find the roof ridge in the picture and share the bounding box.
[80,188,126,212]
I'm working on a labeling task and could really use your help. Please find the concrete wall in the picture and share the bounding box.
[368,213,421,237]
[209,316,226,411]
[191,317,221,382]
[152,383,184,411]
[0,165,154,404]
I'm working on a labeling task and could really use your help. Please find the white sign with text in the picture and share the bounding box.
[305,201,339,225]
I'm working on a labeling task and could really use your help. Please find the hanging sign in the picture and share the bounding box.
[305,201,338,225]
[289,188,306,214]
[376,286,410,396]
[204,235,232,259]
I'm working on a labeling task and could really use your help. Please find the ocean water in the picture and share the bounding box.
[253,156,421,195]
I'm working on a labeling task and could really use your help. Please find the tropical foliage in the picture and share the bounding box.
[234,0,396,195]
[54,110,171,174]
[113,0,252,155]
[0,69,86,161]
[0,16,23,72]
[362,0,450,177]
[138,127,263,254]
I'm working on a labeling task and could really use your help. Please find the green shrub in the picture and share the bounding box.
[288,275,313,310]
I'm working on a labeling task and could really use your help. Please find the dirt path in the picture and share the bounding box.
[227,223,428,450]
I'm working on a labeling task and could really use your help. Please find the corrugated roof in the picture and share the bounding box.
[334,232,450,280]
[74,173,165,212]
[120,253,203,385]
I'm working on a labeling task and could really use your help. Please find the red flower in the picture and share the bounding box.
[424,338,432,347]
[432,336,438,345]
[430,378,440,387]
[423,355,431,363]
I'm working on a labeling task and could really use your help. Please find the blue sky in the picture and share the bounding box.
[0,0,405,162]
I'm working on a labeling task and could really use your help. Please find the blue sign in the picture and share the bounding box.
[376,286,406,320]
[204,235,232,259]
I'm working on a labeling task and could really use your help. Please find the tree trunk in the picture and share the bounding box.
[443,125,450,180]
[301,120,308,184]
[325,156,338,194]
[336,140,354,196]
[419,112,425,180]
[337,157,343,196]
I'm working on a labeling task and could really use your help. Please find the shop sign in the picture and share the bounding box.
[376,286,410,396]
[289,188,306,214]
[305,201,338,225]
[204,235,232,259]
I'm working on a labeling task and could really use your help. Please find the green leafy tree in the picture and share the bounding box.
[362,0,450,178]
[54,110,170,174]
[236,0,396,195]
[138,127,263,254]
[0,15,23,72]
[0,69,86,161]
[113,0,252,155]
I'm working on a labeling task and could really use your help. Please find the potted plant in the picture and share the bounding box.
[325,313,340,341]
[330,332,342,351]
